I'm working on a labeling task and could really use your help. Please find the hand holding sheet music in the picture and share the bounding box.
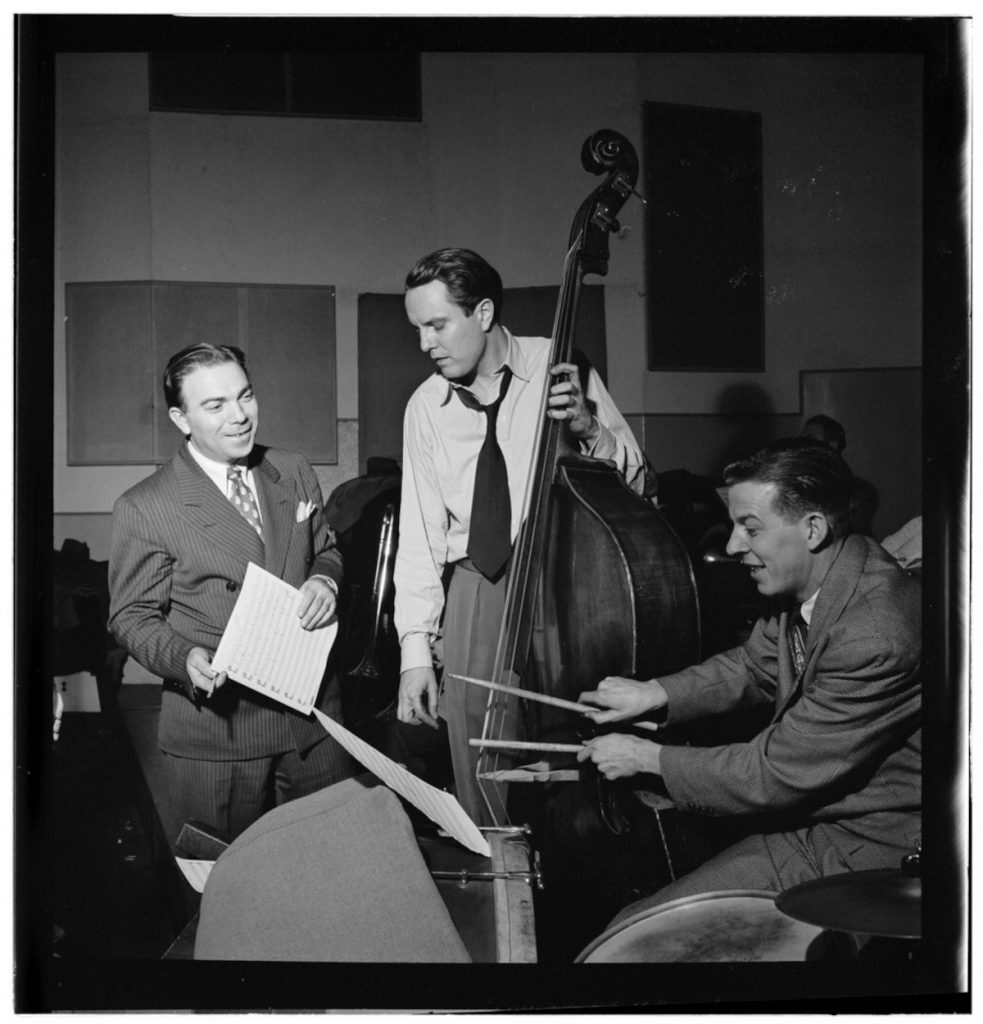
[212,562,337,714]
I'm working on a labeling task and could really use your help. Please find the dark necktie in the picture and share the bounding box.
[458,367,513,581]
[228,466,263,539]
[788,609,808,676]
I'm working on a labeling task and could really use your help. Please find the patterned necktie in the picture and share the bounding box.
[227,466,263,538]
[458,367,514,581]
[788,609,808,676]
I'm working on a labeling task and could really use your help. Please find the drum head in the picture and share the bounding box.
[576,890,832,963]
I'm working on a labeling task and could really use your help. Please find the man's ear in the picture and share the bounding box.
[803,511,832,551]
[474,297,495,331]
[168,406,190,435]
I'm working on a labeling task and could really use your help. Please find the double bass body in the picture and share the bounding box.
[538,455,700,736]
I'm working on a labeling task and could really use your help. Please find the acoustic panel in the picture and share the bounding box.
[66,281,337,465]
[66,283,156,465]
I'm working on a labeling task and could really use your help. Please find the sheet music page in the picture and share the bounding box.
[212,562,337,714]
[312,709,490,857]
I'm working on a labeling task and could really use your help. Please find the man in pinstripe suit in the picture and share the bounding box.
[109,343,353,842]
[578,437,921,921]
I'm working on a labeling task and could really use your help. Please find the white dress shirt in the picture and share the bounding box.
[394,330,647,673]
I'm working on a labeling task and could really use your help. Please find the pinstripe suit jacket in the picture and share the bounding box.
[658,533,921,853]
[109,442,343,760]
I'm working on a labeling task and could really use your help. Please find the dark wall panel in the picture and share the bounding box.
[645,101,764,371]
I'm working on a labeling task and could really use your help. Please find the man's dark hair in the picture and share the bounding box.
[405,248,504,324]
[801,413,847,455]
[724,436,857,538]
[163,343,250,410]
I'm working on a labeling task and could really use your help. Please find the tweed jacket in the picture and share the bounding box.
[658,534,921,851]
[109,442,343,760]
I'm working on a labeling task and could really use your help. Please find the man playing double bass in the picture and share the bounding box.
[578,437,921,923]
[393,247,647,824]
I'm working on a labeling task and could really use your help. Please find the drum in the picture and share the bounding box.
[418,827,539,963]
[575,890,857,963]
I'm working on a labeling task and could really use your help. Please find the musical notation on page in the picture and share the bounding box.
[312,709,490,857]
[212,563,337,714]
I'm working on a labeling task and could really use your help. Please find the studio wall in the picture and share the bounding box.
[53,49,923,560]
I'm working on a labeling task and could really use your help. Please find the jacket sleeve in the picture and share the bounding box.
[108,492,196,691]
[659,615,781,726]
[660,622,921,817]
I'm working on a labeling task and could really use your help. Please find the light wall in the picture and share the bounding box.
[54,51,923,560]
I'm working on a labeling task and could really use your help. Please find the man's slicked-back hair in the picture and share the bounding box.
[405,248,504,324]
[163,343,250,411]
[724,436,857,538]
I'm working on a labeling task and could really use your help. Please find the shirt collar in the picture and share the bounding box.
[186,438,249,493]
[800,589,820,625]
[440,327,532,406]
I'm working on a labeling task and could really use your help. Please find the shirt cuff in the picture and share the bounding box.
[309,574,339,594]
[581,420,617,461]
[400,632,435,673]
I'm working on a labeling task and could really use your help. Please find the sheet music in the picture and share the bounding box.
[312,709,490,857]
[212,562,337,714]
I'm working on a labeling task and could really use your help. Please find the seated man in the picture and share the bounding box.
[578,437,921,922]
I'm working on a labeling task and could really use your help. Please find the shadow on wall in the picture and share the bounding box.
[711,383,782,475]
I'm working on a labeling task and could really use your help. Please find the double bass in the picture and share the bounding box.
[472,129,702,960]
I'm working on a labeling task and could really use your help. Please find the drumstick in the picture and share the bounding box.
[448,672,661,733]
[448,673,594,714]
[468,738,584,753]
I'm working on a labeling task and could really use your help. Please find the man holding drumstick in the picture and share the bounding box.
[577,437,921,922]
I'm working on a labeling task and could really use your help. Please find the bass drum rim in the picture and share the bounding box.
[574,888,854,964]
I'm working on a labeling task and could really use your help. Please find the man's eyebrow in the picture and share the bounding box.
[198,384,251,406]
[733,512,762,525]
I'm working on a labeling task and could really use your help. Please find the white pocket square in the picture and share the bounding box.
[296,500,317,523]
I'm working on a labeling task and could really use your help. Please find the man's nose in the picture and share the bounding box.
[419,329,436,354]
[725,528,746,557]
[228,401,247,421]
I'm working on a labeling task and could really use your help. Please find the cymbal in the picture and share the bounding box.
[776,869,921,940]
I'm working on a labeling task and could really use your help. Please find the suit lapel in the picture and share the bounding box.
[805,534,866,646]
[774,535,866,720]
[253,454,293,579]
[174,444,266,565]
